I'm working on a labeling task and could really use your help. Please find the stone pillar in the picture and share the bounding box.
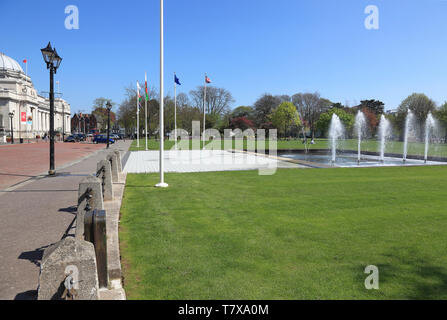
[97,160,113,201]
[76,176,104,240]
[107,153,119,183]
[37,237,99,300]
[114,150,122,172]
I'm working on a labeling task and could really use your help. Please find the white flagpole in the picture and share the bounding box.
[145,72,148,151]
[174,72,177,150]
[136,81,140,148]
[203,73,207,147]
[156,0,168,188]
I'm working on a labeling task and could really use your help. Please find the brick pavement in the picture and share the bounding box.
[0,142,105,190]
[0,140,131,300]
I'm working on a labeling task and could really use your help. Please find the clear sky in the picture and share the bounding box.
[1,0,446,114]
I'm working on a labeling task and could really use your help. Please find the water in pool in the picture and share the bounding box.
[278,151,446,168]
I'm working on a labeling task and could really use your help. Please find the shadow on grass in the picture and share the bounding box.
[352,248,447,299]
[125,185,156,189]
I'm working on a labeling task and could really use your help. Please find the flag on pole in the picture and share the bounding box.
[137,81,142,109]
[174,74,181,85]
[145,73,149,101]
[23,59,28,78]
[205,75,211,84]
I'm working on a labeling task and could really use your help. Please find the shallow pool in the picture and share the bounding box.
[278,151,446,168]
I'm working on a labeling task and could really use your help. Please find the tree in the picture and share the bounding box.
[253,94,281,127]
[230,117,255,131]
[269,102,301,138]
[357,99,385,115]
[362,107,379,136]
[117,84,158,137]
[189,86,234,117]
[393,93,436,139]
[231,106,254,119]
[434,102,447,141]
[316,108,355,138]
[117,92,136,136]
[292,92,331,139]
[398,93,436,123]
[92,98,116,132]
[276,95,291,103]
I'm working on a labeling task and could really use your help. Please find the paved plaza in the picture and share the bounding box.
[0,140,131,300]
[123,150,305,174]
[0,142,105,190]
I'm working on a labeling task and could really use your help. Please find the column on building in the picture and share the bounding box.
[39,111,42,133]
[37,110,40,133]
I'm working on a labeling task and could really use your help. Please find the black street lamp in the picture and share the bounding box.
[41,42,62,176]
[106,101,112,149]
[8,111,14,144]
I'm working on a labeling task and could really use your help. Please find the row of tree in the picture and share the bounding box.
[228,93,447,140]
[111,83,447,141]
[116,84,235,136]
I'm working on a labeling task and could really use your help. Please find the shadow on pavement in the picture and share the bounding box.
[0,172,37,178]
[58,205,77,214]
[18,244,53,268]
[14,290,38,300]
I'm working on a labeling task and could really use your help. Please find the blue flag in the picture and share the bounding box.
[174,74,181,85]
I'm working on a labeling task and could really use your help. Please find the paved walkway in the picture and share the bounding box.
[124,150,305,174]
[0,142,104,190]
[0,140,132,300]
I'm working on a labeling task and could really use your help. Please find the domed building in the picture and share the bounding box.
[0,52,71,141]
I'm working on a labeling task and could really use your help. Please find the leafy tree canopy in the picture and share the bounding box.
[269,102,301,137]
[316,107,354,137]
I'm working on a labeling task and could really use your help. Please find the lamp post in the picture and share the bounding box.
[8,111,14,144]
[41,42,62,176]
[62,105,65,142]
[106,101,112,149]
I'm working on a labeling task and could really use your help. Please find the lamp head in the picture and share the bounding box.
[41,42,54,68]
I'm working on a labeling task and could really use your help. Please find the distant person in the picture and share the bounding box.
[311,139,316,145]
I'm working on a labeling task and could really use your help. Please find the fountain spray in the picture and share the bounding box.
[424,113,436,163]
[354,111,366,165]
[403,111,414,163]
[329,114,344,165]
[378,115,391,163]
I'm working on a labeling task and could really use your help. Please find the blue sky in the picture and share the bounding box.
[1,0,446,114]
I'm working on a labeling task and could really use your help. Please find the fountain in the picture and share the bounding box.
[403,111,415,163]
[378,115,391,162]
[329,114,345,165]
[354,111,366,164]
[424,112,437,163]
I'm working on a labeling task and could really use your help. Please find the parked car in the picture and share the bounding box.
[74,133,86,142]
[111,134,120,140]
[64,135,77,143]
[93,135,115,144]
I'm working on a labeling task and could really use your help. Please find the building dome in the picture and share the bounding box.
[0,52,24,73]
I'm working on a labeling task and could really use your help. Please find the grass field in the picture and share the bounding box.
[120,166,447,299]
[129,138,447,158]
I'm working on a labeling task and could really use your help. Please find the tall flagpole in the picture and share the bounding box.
[136,81,140,148]
[145,72,148,151]
[203,73,207,147]
[174,72,177,150]
[156,0,168,188]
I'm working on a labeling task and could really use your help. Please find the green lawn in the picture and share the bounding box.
[129,138,447,158]
[120,166,447,299]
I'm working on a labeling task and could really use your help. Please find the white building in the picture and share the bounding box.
[0,52,71,141]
